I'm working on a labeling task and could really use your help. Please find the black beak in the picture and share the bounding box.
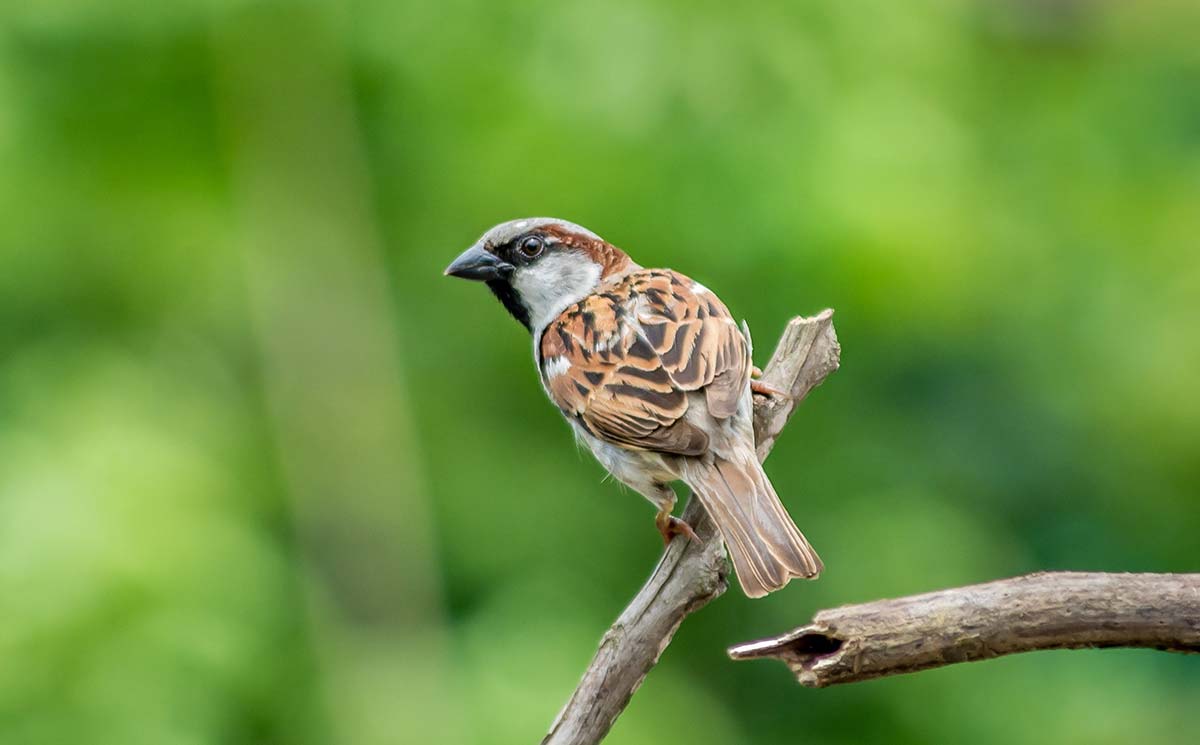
[444,245,514,282]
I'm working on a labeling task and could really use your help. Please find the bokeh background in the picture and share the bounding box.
[2,0,1198,743]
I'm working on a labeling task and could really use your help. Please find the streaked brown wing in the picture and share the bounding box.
[539,270,750,455]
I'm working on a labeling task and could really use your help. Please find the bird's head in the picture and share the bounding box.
[444,217,634,331]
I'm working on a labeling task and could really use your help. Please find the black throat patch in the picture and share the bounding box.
[486,280,531,331]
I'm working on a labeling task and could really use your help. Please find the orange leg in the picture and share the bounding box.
[750,365,788,398]
[751,378,788,398]
[655,507,699,546]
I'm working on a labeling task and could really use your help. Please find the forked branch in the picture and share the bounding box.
[539,313,1199,743]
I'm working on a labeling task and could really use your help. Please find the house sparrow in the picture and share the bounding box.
[444,218,822,597]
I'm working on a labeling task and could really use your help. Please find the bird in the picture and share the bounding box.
[444,217,822,597]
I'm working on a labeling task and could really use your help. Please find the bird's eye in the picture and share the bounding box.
[518,235,544,258]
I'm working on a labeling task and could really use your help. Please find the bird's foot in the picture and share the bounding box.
[751,378,788,399]
[655,511,699,546]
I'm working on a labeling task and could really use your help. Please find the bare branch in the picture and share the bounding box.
[750,309,842,462]
[729,571,1200,687]
[542,310,840,745]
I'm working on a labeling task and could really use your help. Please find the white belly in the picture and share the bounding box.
[570,420,676,496]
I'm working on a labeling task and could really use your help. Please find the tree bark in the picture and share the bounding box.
[542,311,841,745]
[728,571,1200,687]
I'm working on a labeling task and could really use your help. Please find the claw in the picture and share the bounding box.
[751,379,788,399]
[655,511,699,545]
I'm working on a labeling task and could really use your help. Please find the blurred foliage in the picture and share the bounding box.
[1,0,1198,743]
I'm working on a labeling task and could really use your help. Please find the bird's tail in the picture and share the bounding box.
[679,449,822,598]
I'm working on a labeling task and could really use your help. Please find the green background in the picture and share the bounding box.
[2,1,1197,743]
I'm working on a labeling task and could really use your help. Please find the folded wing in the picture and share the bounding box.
[539,270,750,454]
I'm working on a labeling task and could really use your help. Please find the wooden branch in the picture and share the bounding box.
[729,571,1200,687]
[542,310,840,745]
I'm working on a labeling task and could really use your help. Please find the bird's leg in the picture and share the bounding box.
[750,366,789,398]
[655,506,699,546]
[751,379,788,398]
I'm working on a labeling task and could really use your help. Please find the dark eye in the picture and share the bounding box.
[518,235,544,258]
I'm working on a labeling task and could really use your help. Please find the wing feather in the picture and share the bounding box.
[539,269,749,455]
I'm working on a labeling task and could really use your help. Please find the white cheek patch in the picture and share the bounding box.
[543,355,571,378]
[513,252,603,332]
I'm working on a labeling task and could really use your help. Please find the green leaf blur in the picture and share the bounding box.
[1,1,1197,743]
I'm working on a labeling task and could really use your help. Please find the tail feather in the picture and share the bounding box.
[681,451,822,598]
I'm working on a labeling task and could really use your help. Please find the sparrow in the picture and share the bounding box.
[444,218,822,597]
